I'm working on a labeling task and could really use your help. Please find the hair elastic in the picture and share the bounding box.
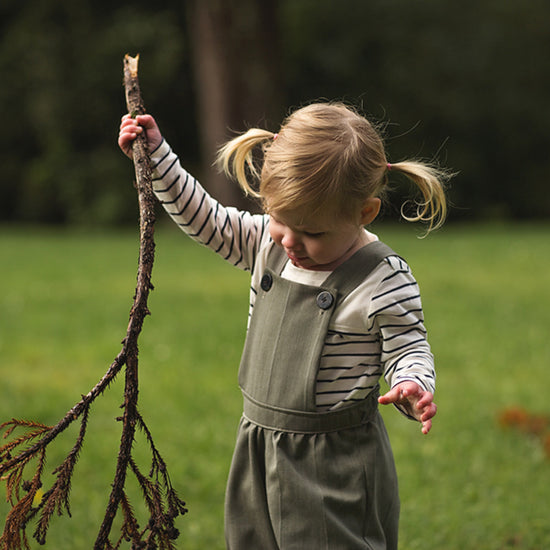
[273,133,279,140]
[386,162,392,171]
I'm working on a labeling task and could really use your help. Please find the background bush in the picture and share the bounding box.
[1,0,549,224]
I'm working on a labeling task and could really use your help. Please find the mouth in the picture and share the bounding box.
[286,251,308,264]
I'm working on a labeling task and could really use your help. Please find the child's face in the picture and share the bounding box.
[268,210,367,271]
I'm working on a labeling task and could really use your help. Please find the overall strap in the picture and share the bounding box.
[265,240,289,274]
[324,241,399,300]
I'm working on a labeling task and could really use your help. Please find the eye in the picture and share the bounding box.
[303,231,326,238]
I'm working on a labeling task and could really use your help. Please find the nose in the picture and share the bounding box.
[281,228,301,250]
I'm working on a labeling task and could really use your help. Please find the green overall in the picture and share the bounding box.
[225,241,400,550]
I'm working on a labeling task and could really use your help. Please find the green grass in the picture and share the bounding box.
[1,222,549,549]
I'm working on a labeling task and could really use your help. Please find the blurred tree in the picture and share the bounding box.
[0,0,549,223]
[279,0,550,220]
[0,0,190,224]
[186,0,284,208]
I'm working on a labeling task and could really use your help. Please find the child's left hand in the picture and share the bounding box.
[378,382,437,434]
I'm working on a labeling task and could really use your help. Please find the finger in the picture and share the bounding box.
[118,132,138,156]
[118,134,134,151]
[378,386,401,405]
[118,127,142,143]
[118,135,131,151]
[120,118,140,132]
[415,388,436,407]
[415,394,432,410]
[420,403,437,421]
[421,419,432,434]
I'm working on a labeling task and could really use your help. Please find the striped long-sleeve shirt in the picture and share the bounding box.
[150,139,435,413]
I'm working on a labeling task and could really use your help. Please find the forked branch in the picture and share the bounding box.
[0,55,187,550]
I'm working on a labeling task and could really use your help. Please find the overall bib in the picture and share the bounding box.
[225,241,400,550]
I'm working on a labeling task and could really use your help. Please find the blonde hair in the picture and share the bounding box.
[217,102,448,232]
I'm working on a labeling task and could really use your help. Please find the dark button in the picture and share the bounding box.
[261,273,273,291]
[316,291,334,310]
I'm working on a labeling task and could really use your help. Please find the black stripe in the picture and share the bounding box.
[157,156,179,180]
[175,190,206,226]
[168,175,196,216]
[378,318,424,330]
[189,206,213,239]
[161,175,186,205]
[368,294,421,318]
[373,281,418,301]
[324,337,379,347]
[156,173,181,195]
[382,337,426,354]
[150,138,165,157]
[383,326,427,341]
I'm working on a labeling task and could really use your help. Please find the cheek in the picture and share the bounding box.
[268,223,282,244]
[307,236,341,260]
[301,238,325,258]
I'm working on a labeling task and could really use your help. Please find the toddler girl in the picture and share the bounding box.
[119,102,447,550]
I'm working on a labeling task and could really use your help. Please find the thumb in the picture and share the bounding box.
[135,114,157,131]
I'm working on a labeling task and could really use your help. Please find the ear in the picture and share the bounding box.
[360,198,381,225]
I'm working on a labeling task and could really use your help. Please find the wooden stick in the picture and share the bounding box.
[94,53,157,549]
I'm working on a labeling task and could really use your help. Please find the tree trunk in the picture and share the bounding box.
[186,0,284,209]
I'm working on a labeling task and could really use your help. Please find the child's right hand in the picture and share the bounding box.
[118,114,163,159]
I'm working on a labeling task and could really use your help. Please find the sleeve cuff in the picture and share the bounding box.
[149,138,170,166]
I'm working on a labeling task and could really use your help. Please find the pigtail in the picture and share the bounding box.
[216,128,276,197]
[389,160,449,234]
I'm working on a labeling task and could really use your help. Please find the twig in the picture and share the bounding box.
[94,52,159,549]
[0,54,187,550]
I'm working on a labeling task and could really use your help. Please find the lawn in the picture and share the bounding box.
[1,222,549,549]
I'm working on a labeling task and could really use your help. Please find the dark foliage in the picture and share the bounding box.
[0,0,549,221]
